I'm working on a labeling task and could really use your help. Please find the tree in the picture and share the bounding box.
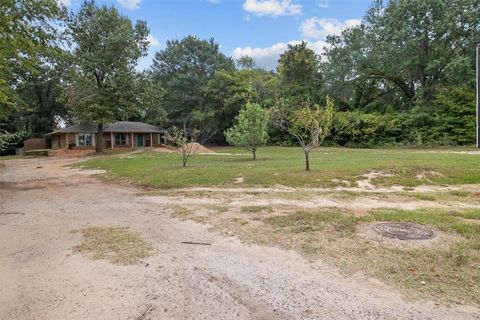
[67,1,148,153]
[323,0,480,110]
[12,58,71,137]
[274,97,334,171]
[135,73,168,126]
[0,130,22,154]
[151,36,235,128]
[237,56,255,69]
[277,42,323,104]
[225,103,269,160]
[204,69,255,140]
[167,125,201,167]
[0,0,65,109]
[0,0,65,152]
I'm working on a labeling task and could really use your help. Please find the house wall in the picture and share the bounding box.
[51,134,72,149]
[24,138,47,151]
[108,132,133,149]
[131,133,159,147]
[52,133,95,149]
[52,132,162,149]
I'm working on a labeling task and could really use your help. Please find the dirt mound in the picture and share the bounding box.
[183,143,215,154]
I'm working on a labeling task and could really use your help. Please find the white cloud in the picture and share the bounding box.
[301,17,361,39]
[242,0,302,17]
[232,40,328,70]
[147,35,160,47]
[57,0,71,7]
[317,0,329,8]
[117,0,142,10]
[207,0,220,3]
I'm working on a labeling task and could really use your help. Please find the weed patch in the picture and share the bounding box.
[73,227,153,265]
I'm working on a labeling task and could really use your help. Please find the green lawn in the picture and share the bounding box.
[78,146,480,189]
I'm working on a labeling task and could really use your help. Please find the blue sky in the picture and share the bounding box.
[63,0,372,70]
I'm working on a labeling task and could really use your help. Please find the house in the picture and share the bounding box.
[47,121,166,150]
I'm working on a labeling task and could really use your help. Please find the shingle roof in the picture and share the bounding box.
[104,121,162,133]
[49,121,163,135]
[49,123,98,134]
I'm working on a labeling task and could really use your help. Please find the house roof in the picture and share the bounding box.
[49,121,163,135]
[105,121,162,133]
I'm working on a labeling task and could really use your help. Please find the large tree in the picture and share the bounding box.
[12,58,71,137]
[151,36,235,130]
[277,42,323,105]
[0,0,65,111]
[323,0,480,110]
[0,0,65,153]
[67,1,148,153]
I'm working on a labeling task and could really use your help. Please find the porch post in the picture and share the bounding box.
[150,133,153,147]
[131,132,133,148]
[111,132,114,148]
[65,133,69,148]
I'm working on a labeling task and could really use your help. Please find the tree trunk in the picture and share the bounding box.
[182,154,188,167]
[252,148,256,160]
[304,150,310,171]
[96,123,104,154]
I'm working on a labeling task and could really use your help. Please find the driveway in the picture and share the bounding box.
[0,157,478,320]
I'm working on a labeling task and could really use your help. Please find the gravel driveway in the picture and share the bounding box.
[1,157,478,320]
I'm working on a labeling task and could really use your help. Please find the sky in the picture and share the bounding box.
[62,0,373,70]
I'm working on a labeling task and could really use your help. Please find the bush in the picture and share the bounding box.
[329,111,401,147]
[434,87,476,145]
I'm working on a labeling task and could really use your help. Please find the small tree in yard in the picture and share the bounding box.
[167,126,201,167]
[275,96,334,171]
[224,103,269,160]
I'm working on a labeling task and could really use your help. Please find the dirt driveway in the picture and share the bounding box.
[1,157,478,320]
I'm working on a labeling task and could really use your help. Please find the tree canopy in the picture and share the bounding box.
[66,0,149,152]
[225,103,269,159]
[1,0,479,155]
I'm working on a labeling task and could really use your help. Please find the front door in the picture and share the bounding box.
[137,134,144,147]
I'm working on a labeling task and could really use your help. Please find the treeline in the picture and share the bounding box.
[1,0,479,154]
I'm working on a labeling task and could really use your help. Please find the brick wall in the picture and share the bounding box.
[24,138,47,151]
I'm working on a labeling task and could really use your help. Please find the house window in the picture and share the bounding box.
[115,133,127,146]
[78,133,92,146]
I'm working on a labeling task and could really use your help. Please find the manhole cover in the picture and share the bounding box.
[372,222,436,240]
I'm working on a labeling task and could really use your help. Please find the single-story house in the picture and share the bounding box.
[47,121,166,150]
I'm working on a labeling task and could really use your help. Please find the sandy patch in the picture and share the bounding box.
[234,177,244,184]
[357,171,393,190]
[416,171,444,179]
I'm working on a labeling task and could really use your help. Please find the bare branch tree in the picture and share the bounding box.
[165,125,199,167]
[272,96,335,171]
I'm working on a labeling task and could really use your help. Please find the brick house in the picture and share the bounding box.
[48,121,166,150]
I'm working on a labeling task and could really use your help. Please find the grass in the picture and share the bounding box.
[0,155,22,160]
[261,208,480,305]
[78,147,480,189]
[167,202,480,304]
[241,205,273,213]
[72,226,153,265]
